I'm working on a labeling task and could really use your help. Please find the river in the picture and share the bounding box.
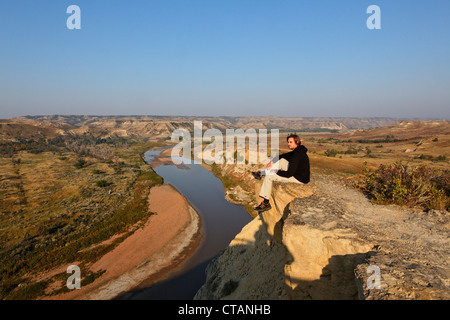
[117,148,252,299]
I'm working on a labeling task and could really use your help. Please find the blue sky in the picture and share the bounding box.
[0,0,449,119]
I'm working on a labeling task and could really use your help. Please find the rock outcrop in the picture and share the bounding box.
[194,173,449,300]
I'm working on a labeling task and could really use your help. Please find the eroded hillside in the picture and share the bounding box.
[0,116,448,299]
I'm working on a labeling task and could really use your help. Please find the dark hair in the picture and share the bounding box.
[287,134,301,145]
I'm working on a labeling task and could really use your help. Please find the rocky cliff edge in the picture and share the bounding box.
[194,173,449,300]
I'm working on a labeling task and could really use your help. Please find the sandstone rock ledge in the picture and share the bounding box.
[194,174,449,300]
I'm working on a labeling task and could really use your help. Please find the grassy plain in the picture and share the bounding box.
[202,120,449,214]
[0,137,164,299]
[0,118,448,299]
[277,121,449,210]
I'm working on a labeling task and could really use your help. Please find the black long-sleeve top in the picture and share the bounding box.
[276,145,310,183]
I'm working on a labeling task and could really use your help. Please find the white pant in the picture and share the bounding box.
[259,158,303,200]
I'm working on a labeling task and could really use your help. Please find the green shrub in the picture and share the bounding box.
[96,180,112,187]
[344,147,358,154]
[74,159,87,169]
[356,161,449,211]
[6,280,50,300]
[324,149,338,157]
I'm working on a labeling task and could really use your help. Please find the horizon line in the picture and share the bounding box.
[4,114,449,121]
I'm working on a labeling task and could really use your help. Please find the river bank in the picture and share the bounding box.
[45,183,203,300]
[47,145,251,300]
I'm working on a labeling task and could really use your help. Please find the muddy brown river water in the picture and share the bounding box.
[116,148,251,300]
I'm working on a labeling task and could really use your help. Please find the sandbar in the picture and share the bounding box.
[46,183,202,300]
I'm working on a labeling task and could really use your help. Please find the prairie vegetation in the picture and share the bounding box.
[356,161,449,211]
[0,117,448,299]
[283,122,449,210]
[0,132,164,299]
[202,121,449,214]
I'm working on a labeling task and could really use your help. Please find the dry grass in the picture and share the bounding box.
[355,161,449,211]
[0,119,448,299]
[213,122,449,213]
[297,126,449,175]
[0,139,164,299]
